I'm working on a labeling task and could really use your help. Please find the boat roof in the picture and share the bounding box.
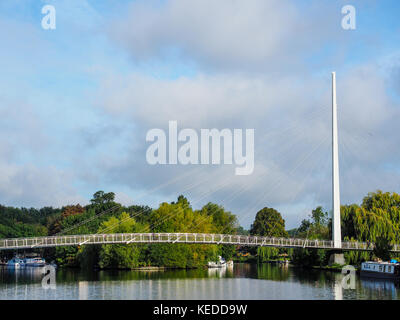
[363,261,399,266]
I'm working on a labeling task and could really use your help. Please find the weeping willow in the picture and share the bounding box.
[341,191,400,244]
[257,247,280,262]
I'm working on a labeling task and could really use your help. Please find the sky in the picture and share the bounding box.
[0,0,399,229]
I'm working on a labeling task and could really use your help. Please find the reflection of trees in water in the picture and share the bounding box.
[232,263,290,281]
[255,264,290,281]
[290,267,336,286]
[56,266,236,283]
[1,264,238,286]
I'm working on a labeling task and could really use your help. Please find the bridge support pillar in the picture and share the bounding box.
[328,251,345,266]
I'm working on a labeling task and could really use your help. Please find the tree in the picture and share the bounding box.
[297,219,311,234]
[341,191,400,243]
[373,236,393,261]
[90,191,116,206]
[235,226,249,235]
[311,206,328,226]
[295,207,329,240]
[49,205,85,234]
[250,207,288,237]
[96,212,147,269]
[146,196,217,267]
[197,203,238,261]
[198,203,238,234]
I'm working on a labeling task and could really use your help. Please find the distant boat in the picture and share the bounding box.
[208,256,233,268]
[361,261,400,279]
[24,257,46,267]
[7,258,25,268]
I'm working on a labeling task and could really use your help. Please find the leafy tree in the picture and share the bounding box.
[146,197,218,267]
[198,203,238,234]
[89,191,119,214]
[373,236,393,261]
[311,206,328,227]
[250,207,288,238]
[49,204,85,235]
[96,212,148,269]
[235,226,249,235]
[295,207,329,240]
[297,219,311,234]
[91,191,116,205]
[291,248,328,267]
[197,202,238,261]
[341,191,400,244]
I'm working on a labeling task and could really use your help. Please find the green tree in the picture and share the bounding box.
[311,206,328,226]
[198,202,238,261]
[198,203,238,234]
[96,212,148,269]
[295,207,329,240]
[341,191,400,244]
[91,191,116,205]
[250,207,288,237]
[147,197,217,267]
[373,236,393,261]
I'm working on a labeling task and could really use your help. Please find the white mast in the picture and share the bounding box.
[332,72,341,248]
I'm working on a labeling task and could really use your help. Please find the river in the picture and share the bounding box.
[0,263,399,300]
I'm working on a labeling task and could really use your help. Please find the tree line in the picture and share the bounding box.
[1,190,399,268]
[0,192,239,269]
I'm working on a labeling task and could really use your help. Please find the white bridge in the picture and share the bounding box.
[1,233,399,252]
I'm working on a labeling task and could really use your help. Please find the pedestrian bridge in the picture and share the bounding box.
[0,233,399,252]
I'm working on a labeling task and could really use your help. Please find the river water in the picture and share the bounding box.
[0,263,399,300]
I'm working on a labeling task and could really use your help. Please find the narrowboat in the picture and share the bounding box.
[24,257,46,267]
[360,261,400,279]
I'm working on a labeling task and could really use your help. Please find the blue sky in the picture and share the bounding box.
[0,0,400,229]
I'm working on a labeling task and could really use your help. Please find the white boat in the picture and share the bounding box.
[24,257,46,267]
[7,258,25,268]
[361,261,400,279]
[208,256,230,268]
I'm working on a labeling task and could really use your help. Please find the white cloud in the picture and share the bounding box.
[0,97,85,208]
[0,162,86,207]
[108,0,340,72]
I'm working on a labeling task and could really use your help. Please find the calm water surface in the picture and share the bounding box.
[0,263,399,300]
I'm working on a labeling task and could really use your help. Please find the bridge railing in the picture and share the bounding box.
[0,233,395,252]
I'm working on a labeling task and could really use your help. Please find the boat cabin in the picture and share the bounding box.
[361,261,400,279]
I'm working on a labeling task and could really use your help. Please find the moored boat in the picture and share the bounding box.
[24,257,46,267]
[6,258,25,268]
[361,261,400,279]
[208,256,228,268]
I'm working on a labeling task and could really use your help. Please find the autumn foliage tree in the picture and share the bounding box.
[49,204,85,234]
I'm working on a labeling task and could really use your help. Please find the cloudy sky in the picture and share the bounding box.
[1,0,399,229]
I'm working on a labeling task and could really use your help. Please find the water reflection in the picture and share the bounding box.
[359,278,400,300]
[1,264,400,300]
[207,265,233,278]
[0,266,46,284]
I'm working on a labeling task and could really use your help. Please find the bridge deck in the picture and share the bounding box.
[0,233,398,252]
